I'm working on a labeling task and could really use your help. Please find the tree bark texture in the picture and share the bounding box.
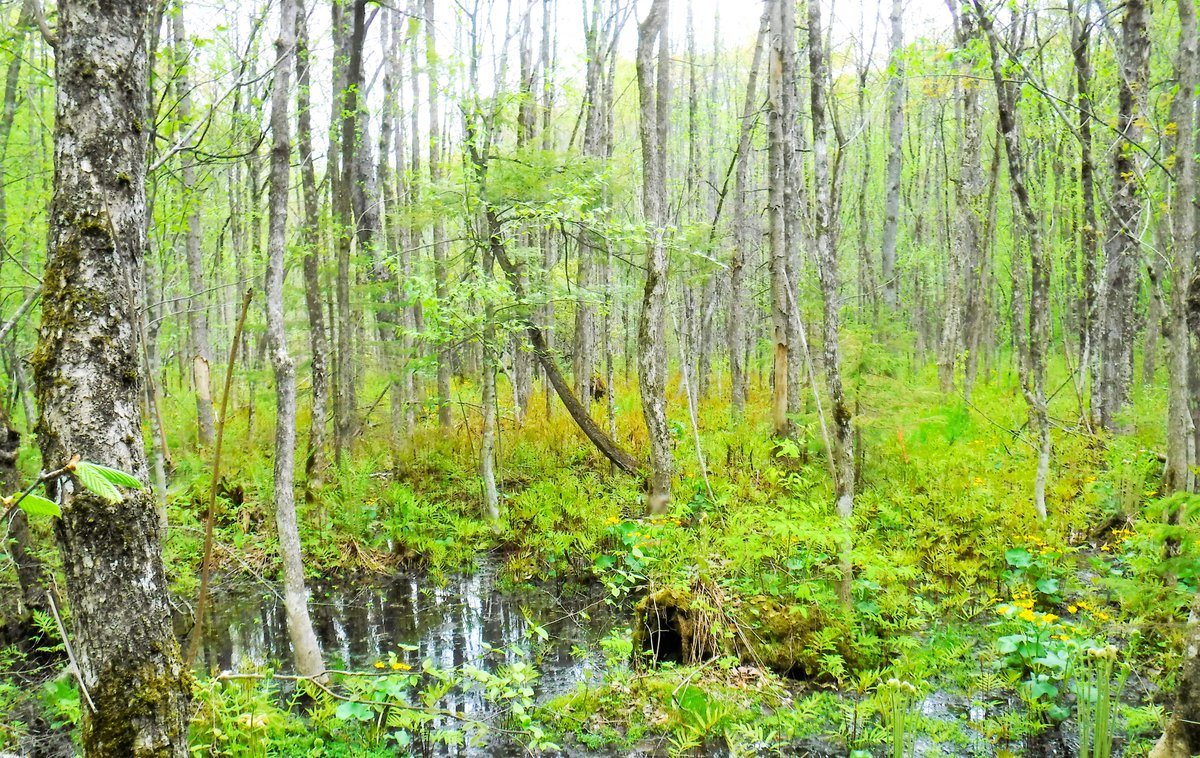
[1097,0,1149,430]
[173,8,217,447]
[808,0,855,606]
[265,0,326,680]
[32,0,191,751]
[880,0,904,313]
[295,0,330,477]
[636,0,673,514]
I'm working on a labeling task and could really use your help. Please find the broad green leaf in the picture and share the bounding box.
[334,700,372,722]
[73,462,123,503]
[78,461,143,490]
[1004,548,1033,568]
[1035,577,1059,595]
[18,494,61,518]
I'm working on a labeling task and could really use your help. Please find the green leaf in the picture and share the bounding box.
[17,494,61,518]
[1005,548,1033,568]
[334,700,373,722]
[77,461,143,490]
[1035,577,1060,595]
[72,462,123,503]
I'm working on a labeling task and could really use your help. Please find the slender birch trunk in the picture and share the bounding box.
[264,0,326,679]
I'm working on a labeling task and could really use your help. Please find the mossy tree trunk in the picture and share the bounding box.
[32,0,191,752]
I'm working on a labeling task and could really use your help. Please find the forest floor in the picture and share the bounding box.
[1,346,1188,756]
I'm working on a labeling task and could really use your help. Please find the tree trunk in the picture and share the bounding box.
[1163,0,1198,495]
[808,0,855,606]
[767,0,791,438]
[264,0,326,679]
[1153,593,1200,756]
[1097,0,1149,430]
[727,11,769,420]
[1068,0,1101,429]
[973,0,1050,521]
[941,1,984,397]
[295,0,330,478]
[636,0,673,514]
[426,0,453,428]
[33,0,191,750]
[332,0,358,463]
[880,0,904,314]
[486,209,640,475]
[0,1,33,249]
[173,8,217,447]
[481,245,500,524]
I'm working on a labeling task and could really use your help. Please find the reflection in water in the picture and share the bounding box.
[191,564,616,755]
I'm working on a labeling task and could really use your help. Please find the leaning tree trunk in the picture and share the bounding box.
[32,0,191,751]
[485,210,641,476]
[264,0,326,679]
[636,0,673,515]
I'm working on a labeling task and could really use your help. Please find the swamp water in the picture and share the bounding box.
[190,564,626,756]
[189,571,1091,757]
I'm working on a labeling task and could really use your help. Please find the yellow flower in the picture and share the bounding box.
[374,661,385,669]
[973,477,984,486]
[1042,613,1058,624]
[1068,605,1078,614]
[1019,609,1037,623]
[390,661,411,671]
[1101,545,1111,552]
[1097,611,1110,621]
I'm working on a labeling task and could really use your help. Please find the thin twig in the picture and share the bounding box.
[47,586,95,713]
[1,459,78,523]
[185,289,254,667]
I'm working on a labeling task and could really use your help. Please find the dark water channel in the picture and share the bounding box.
[190,563,621,755]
